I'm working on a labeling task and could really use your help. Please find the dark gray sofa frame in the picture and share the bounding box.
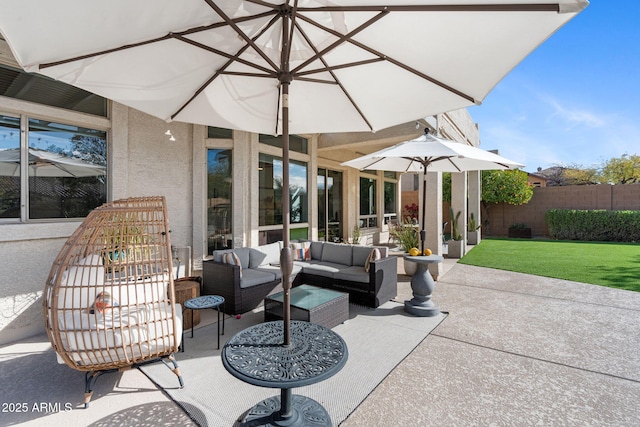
[202,255,397,315]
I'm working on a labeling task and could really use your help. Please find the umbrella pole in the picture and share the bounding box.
[281,76,293,349]
[420,164,428,254]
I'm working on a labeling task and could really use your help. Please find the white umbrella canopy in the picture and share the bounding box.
[0,0,588,136]
[341,131,525,173]
[342,130,524,252]
[0,1,588,423]
[0,148,106,177]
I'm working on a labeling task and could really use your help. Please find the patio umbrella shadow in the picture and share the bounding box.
[88,401,199,427]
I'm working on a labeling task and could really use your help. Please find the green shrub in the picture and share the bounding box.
[546,209,640,242]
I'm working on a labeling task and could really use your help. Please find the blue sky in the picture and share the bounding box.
[468,1,639,173]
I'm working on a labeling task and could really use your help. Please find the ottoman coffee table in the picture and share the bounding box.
[264,284,349,329]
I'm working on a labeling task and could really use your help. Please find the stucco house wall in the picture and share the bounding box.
[0,42,482,344]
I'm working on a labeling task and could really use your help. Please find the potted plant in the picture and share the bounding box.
[467,212,481,245]
[350,225,362,245]
[391,220,420,275]
[447,207,465,258]
[508,223,532,238]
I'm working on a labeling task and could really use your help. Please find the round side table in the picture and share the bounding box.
[403,254,444,317]
[182,295,225,351]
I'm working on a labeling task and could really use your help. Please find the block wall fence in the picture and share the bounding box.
[401,184,640,238]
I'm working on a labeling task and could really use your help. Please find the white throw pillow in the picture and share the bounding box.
[364,248,381,273]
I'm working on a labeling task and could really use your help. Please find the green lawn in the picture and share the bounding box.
[459,238,640,292]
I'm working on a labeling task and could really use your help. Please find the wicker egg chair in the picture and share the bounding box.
[44,196,183,407]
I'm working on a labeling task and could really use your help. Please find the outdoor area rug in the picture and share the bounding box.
[140,301,447,426]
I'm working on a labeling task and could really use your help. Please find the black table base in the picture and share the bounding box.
[241,393,331,427]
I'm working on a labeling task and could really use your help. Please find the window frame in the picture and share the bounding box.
[0,99,110,224]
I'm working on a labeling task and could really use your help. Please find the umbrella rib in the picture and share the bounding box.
[295,4,562,13]
[296,58,386,77]
[293,20,374,131]
[295,13,477,104]
[171,14,281,120]
[204,0,280,72]
[39,11,277,70]
[282,0,300,73]
[173,35,275,76]
[291,10,389,75]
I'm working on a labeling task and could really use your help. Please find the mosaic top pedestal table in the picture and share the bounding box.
[404,254,444,317]
[222,320,348,426]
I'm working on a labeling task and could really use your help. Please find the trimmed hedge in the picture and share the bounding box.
[546,209,640,242]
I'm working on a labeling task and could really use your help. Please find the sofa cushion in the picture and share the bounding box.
[233,248,252,269]
[239,269,277,289]
[250,242,281,268]
[223,252,243,278]
[321,242,353,266]
[352,245,373,267]
[212,249,233,262]
[309,241,324,260]
[334,266,370,284]
[300,261,345,278]
[255,263,302,280]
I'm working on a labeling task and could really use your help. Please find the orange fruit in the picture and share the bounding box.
[408,247,420,256]
[423,248,432,256]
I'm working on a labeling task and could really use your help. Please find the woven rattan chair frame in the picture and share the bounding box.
[43,196,183,407]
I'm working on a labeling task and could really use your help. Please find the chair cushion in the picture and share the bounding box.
[321,242,353,266]
[58,254,105,309]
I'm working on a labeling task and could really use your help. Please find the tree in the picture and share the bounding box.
[442,170,533,233]
[442,169,533,205]
[480,169,534,233]
[481,169,533,205]
[543,164,600,186]
[601,154,640,184]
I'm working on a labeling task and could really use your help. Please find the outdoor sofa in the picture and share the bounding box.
[202,241,397,314]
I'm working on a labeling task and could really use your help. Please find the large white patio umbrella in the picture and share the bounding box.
[0,0,587,343]
[0,2,587,422]
[342,129,524,252]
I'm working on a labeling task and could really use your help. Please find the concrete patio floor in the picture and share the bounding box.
[1,256,639,426]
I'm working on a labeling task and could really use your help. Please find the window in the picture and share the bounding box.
[0,115,107,220]
[207,149,232,253]
[259,134,308,154]
[207,127,233,139]
[318,168,343,242]
[0,64,107,116]
[359,176,377,228]
[259,153,308,226]
[384,180,397,223]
